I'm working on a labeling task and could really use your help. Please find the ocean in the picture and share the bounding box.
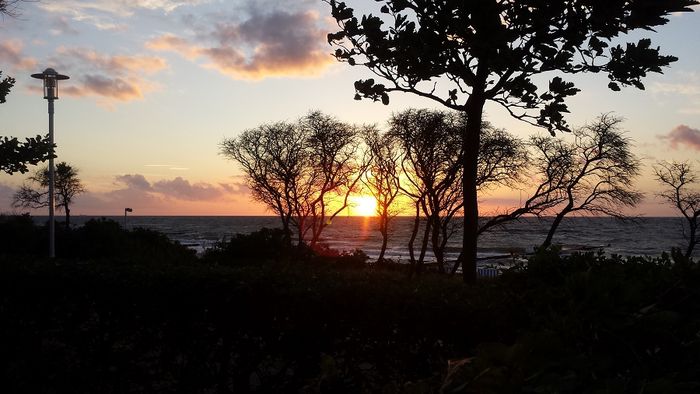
[48,216,699,261]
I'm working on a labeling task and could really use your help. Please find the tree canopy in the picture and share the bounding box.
[327,0,697,282]
[12,162,86,227]
[654,161,700,258]
[328,0,696,131]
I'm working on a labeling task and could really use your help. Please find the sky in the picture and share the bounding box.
[1,0,699,217]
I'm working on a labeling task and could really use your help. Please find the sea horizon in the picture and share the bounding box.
[25,215,699,261]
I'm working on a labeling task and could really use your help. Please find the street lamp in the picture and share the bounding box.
[31,68,69,258]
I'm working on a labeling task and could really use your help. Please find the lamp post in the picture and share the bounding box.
[31,68,69,258]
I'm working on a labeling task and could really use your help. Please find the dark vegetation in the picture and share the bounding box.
[2,216,699,393]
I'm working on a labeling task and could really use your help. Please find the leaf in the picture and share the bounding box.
[608,82,621,91]
[381,92,390,105]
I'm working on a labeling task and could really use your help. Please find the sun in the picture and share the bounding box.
[352,195,378,216]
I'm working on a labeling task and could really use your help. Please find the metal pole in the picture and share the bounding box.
[48,98,55,258]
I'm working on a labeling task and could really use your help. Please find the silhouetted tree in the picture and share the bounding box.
[1,70,54,175]
[0,0,24,17]
[534,114,643,248]
[327,0,696,282]
[222,111,365,249]
[654,161,700,258]
[390,109,527,273]
[361,127,401,264]
[296,111,366,248]
[390,109,462,272]
[0,135,54,175]
[220,121,303,246]
[13,162,85,227]
[0,70,14,103]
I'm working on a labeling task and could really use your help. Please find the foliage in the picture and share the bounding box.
[221,111,366,248]
[0,0,23,17]
[12,161,85,226]
[0,134,55,175]
[533,114,643,248]
[202,227,289,265]
[0,216,196,264]
[0,213,43,253]
[389,109,527,272]
[654,160,700,258]
[1,69,55,175]
[361,127,402,264]
[0,70,14,103]
[326,0,697,281]
[1,244,699,392]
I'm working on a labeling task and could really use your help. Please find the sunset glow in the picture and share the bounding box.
[351,195,378,217]
[0,1,698,216]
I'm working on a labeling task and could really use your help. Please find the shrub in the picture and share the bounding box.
[202,227,288,265]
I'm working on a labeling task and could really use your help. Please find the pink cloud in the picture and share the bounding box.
[152,177,224,201]
[112,174,244,202]
[0,40,37,71]
[43,48,167,102]
[659,125,700,151]
[115,174,153,191]
[146,9,334,80]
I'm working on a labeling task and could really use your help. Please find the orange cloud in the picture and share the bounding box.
[0,40,37,71]
[146,9,334,80]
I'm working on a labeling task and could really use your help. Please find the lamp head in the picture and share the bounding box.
[31,68,69,99]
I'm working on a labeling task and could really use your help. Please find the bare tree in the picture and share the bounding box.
[654,161,700,258]
[361,127,402,264]
[0,0,23,18]
[221,122,304,246]
[389,109,462,272]
[535,114,643,249]
[12,162,85,227]
[222,111,364,250]
[390,109,528,273]
[295,111,366,248]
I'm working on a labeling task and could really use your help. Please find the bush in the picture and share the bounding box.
[0,213,43,254]
[443,250,700,393]
[202,227,288,265]
[0,216,196,265]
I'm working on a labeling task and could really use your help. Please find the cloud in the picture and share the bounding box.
[659,125,700,151]
[115,174,153,191]
[0,40,38,71]
[45,47,167,102]
[652,71,700,114]
[113,174,243,202]
[50,17,81,36]
[39,0,210,30]
[152,177,223,201]
[146,8,334,79]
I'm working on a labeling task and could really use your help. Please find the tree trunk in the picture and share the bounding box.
[416,218,431,274]
[65,205,71,229]
[541,209,569,249]
[462,92,486,283]
[408,201,421,266]
[686,220,697,258]
[377,211,389,264]
[431,215,445,273]
[378,226,388,264]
